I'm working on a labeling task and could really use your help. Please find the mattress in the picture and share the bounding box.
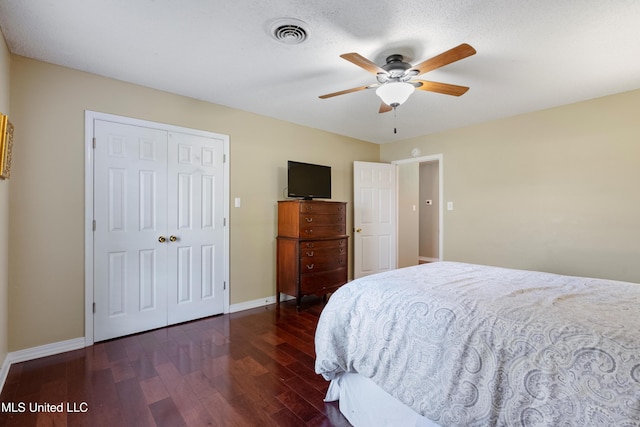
[315,262,640,426]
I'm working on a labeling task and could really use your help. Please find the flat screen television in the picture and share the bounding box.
[287,161,331,200]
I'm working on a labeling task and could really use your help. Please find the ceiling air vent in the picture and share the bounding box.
[270,18,309,45]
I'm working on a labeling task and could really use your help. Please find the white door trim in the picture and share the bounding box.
[392,154,444,261]
[84,110,230,346]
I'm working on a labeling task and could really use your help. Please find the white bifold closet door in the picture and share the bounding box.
[93,120,225,341]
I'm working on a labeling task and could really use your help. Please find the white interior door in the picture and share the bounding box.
[93,119,226,341]
[94,120,169,341]
[353,161,397,278]
[167,131,225,324]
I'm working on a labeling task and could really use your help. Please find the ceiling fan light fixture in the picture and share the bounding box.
[376,82,415,107]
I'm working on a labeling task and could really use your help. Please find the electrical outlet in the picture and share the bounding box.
[447,202,454,211]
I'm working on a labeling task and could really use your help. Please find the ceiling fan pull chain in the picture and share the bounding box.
[394,107,398,134]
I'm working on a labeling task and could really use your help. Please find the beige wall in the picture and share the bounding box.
[383,89,640,284]
[9,56,378,351]
[0,31,10,371]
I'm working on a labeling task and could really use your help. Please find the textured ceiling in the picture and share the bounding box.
[1,0,639,144]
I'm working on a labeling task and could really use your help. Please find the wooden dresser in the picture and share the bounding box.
[276,200,348,308]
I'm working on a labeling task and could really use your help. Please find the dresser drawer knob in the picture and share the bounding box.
[306,264,315,270]
[306,251,314,257]
[305,217,313,222]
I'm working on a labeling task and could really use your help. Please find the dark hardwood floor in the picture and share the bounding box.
[0,298,352,427]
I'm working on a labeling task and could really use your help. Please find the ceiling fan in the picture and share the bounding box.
[319,43,477,113]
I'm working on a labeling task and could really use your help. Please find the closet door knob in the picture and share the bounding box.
[158,236,167,243]
[169,235,177,242]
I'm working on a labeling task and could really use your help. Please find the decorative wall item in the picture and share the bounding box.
[0,113,14,180]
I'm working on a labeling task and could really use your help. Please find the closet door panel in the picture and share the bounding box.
[94,120,169,341]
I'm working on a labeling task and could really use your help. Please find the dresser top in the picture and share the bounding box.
[278,199,346,204]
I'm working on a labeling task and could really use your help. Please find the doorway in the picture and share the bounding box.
[419,161,440,263]
[393,154,443,267]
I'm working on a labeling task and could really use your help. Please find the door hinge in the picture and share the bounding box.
[223,154,226,163]
[92,302,96,314]
[223,281,226,290]
[92,137,96,149]
[223,218,226,226]
[92,220,96,231]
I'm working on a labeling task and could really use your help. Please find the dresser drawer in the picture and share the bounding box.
[299,224,346,238]
[299,213,345,226]
[300,252,347,272]
[300,268,348,295]
[299,202,346,215]
[300,238,347,251]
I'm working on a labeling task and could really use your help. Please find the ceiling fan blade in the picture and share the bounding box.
[379,102,393,113]
[413,80,470,96]
[409,43,476,75]
[340,52,387,75]
[319,85,373,99]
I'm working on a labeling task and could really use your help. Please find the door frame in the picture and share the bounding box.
[392,154,444,261]
[83,110,230,346]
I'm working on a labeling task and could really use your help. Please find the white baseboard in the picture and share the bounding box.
[0,337,85,392]
[229,294,294,313]
[0,354,10,394]
[7,337,86,365]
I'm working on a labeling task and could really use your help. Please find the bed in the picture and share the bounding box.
[314,262,640,426]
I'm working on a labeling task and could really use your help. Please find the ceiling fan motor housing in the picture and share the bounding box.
[383,55,410,74]
[378,54,415,83]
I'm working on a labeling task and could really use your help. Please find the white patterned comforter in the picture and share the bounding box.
[314,262,640,426]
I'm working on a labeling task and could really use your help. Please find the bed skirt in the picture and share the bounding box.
[324,372,442,427]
